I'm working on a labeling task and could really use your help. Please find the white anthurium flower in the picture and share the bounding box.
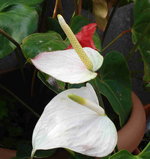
[31,83,118,158]
[31,15,103,84]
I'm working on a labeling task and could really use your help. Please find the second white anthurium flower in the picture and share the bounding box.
[32,83,118,158]
[31,15,103,84]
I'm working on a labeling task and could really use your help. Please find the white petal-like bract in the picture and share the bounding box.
[32,84,117,157]
[31,47,103,84]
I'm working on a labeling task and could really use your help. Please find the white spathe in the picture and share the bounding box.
[31,47,103,84]
[32,84,118,157]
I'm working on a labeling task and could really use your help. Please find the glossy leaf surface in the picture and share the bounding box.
[22,32,67,59]
[132,0,150,83]
[0,0,43,6]
[37,72,65,94]
[96,51,132,127]
[0,3,38,58]
[108,142,150,159]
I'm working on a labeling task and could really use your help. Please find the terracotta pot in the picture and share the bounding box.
[0,93,146,159]
[0,148,16,159]
[117,92,146,152]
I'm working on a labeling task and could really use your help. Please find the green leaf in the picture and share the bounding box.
[0,3,38,58]
[108,142,150,159]
[119,0,134,6]
[101,156,110,159]
[37,72,65,94]
[138,142,150,159]
[109,150,136,159]
[97,51,132,127]
[93,32,102,50]
[132,0,150,83]
[74,153,94,159]
[0,0,43,7]
[70,16,89,34]
[21,32,67,59]
[47,17,66,39]
[34,149,56,158]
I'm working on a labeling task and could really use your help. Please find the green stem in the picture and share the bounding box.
[30,150,35,159]
[0,83,40,118]
[0,66,18,74]
[102,29,131,52]
[0,28,25,82]
[74,0,82,15]
[126,24,150,60]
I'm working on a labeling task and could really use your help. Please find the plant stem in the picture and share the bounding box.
[74,0,82,15]
[38,0,50,32]
[52,0,59,18]
[30,150,35,159]
[0,67,18,74]
[52,0,63,18]
[102,29,131,52]
[0,28,25,82]
[102,0,120,45]
[0,83,40,118]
